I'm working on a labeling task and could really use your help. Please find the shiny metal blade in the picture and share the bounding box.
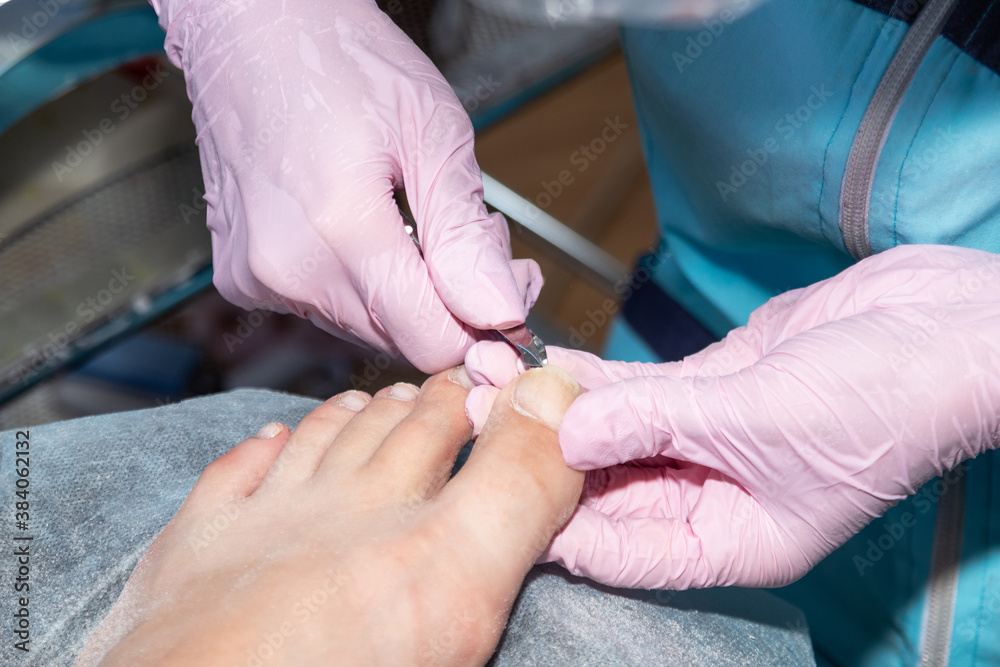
[494,324,547,369]
[397,198,547,369]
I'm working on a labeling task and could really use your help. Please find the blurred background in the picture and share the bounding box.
[0,0,657,428]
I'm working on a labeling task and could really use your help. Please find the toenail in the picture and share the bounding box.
[448,365,476,390]
[335,391,370,411]
[256,422,284,439]
[388,382,420,401]
[511,366,581,430]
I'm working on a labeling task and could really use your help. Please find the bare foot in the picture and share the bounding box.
[76,365,583,666]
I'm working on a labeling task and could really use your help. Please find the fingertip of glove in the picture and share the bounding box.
[463,342,490,384]
[464,339,521,386]
[557,391,619,471]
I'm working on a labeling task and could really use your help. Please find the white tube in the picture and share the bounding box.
[469,0,768,26]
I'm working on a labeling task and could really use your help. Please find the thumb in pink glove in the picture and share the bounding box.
[466,244,1000,589]
[149,0,541,373]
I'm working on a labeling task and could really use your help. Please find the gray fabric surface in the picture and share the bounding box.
[494,566,816,666]
[0,388,815,665]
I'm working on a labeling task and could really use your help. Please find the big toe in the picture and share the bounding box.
[436,366,585,590]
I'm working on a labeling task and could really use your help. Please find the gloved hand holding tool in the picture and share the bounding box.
[466,245,1000,590]
[149,0,541,372]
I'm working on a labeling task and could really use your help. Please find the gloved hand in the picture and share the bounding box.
[149,0,541,372]
[466,245,1000,589]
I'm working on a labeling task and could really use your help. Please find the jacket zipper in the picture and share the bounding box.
[919,470,966,666]
[838,0,961,259]
[839,2,967,664]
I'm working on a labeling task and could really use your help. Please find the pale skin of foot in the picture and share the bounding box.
[75,365,584,666]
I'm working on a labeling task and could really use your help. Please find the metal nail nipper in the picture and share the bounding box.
[398,201,547,368]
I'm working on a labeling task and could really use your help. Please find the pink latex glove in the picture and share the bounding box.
[466,245,1000,589]
[150,0,541,372]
